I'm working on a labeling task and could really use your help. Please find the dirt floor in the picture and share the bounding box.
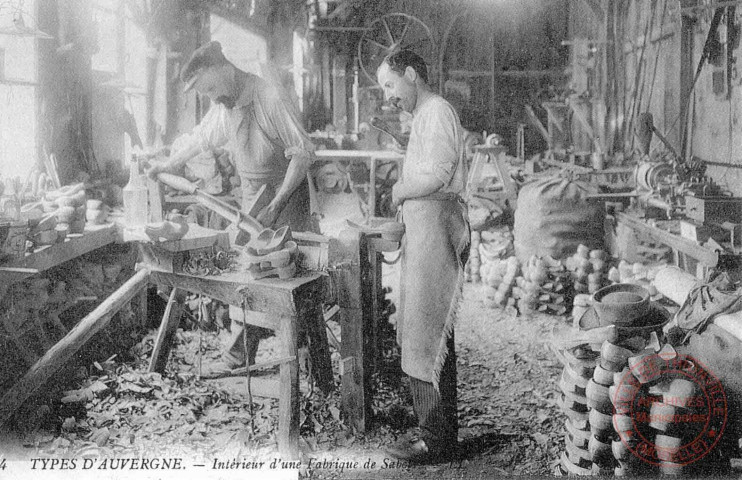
[0,279,570,479]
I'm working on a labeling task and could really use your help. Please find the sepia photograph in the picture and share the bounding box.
[0,0,742,479]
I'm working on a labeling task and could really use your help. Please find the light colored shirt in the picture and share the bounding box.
[403,93,466,196]
[191,73,314,182]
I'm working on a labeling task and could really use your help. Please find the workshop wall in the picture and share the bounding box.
[687,8,742,198]
[316,0,569,153]
[569,1,742,195]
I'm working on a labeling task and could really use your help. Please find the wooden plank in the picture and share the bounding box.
[368,243,380,374]
[153,224,230,252]
[278,314,299,459]
[0,268,150,426]
[339,307,366,431]
[616,213,718,267]
[148,288,186,373]
[6,224,119,272]
[314,149,404,161]
[149,270,322,317]
[328,229,363,309]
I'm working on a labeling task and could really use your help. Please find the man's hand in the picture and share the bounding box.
[391,182,406,208]
[255,202,281,228]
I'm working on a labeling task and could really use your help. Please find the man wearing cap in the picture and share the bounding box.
[148,41,315,375]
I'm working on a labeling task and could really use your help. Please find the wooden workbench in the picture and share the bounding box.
[142,226,332,458]
[0,223,120,297]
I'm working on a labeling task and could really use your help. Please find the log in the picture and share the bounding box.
[0,268,150,426]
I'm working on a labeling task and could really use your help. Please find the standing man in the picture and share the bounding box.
[376,50,470,462]
[148,41,315,376]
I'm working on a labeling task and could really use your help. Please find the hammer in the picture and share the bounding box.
[635,113,679,160]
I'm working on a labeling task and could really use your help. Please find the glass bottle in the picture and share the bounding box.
[123,155,149,226]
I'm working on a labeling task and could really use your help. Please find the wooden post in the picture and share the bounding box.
[301,297,335,395]
[0,268,150,426]
[679,0,696,159]
[278,314,299,459]
[369,157,377,218]
[332,229,371,432]
[148,287,186,373]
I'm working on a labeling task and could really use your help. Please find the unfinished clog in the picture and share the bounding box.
[245,225,293,256]
[248,261,297,280]
[145,214,189,242]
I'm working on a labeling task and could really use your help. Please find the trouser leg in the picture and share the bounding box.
[222,304,273,367]
[222,321,265,367]
[409,334,458,447]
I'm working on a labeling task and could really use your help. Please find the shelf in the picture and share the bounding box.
[0,224,120,292]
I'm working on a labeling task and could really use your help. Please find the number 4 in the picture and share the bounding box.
[0,458,6,470]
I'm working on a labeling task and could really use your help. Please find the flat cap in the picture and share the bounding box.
[180,41,227,92]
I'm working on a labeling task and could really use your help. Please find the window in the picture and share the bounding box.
[91,0,147,166]
[0,0,40,181]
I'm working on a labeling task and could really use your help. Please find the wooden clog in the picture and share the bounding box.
[145,214,189,241]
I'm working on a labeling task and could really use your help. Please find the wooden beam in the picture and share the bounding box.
[148,288,185,373]
[0,268,150,426]
[616,213,719,267]
[6,224,119,272]
[149,270,323,318]
[278,314,299,459]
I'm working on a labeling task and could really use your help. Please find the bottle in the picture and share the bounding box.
[123,155,149,226]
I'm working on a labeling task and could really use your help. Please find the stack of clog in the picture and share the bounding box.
[558,346,597,475]
[242,226,298,280]
[43,183,87,234]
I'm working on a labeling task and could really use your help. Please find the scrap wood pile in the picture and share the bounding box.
[16,326,357,460]
[0,244,138,395]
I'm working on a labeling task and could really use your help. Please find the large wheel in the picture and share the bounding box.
[358,13,435,85]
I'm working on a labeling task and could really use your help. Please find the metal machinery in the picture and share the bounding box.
[633,160,723,219]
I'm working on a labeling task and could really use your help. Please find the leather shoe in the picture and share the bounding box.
[384,429,456,463]
[385,433,431,463]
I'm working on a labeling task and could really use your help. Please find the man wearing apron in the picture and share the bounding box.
[148,41,315,376]
[376,50,470,463]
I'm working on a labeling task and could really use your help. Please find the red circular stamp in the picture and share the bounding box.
[613,352,728,467]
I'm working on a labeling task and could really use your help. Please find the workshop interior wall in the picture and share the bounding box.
[688,8,742,197]
[569,1,742,195]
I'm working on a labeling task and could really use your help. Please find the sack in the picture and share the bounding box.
[513,174,603,262]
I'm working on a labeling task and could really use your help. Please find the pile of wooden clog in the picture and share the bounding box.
[241,226,298,280]
[41,183,87,234]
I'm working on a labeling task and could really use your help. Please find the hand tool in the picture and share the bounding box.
[156,172,267,238]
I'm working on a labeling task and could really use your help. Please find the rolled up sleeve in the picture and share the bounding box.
[258,88,314,164]
[418,104,460,186]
